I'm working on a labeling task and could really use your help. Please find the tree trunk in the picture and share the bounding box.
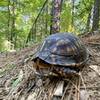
[86,6,92,32]
[71,0,75,28]
[8,0,11,41]
[10,1,16,49]
[92,0,100,31]
[45,4,48,36]
[50,0,63,34]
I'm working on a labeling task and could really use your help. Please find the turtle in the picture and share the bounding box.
[32,32,88,77]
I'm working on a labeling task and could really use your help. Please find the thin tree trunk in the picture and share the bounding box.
[11,1,16,49]
[50,0,63,34]
[45,3,48,36]
[71,0,75,28]
[92,0,100,31]
[86,11,91,32]
[8,0,11,41]
[86,6,92,32]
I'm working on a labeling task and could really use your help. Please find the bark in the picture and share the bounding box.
[50,0,63,34]
[86,6,92,32]
[8,0,11,41]
[92,0,100,31]
[45,4,48,35]
[71,0,75,28]
[10,1,16,49]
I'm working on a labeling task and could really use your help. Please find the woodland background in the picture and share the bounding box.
[0,0,100,51]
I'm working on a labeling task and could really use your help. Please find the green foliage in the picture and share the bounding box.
[0,0,97,51]
[0,0,8,6]
[74,0,94,33]
[0,0,44,51]
[61,1,72,32]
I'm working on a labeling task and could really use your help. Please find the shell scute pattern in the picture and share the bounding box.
[33,33,88,77]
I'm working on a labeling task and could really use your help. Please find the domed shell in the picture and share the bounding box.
[33,33,88,67]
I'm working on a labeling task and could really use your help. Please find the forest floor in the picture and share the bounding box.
[0,33,100,100]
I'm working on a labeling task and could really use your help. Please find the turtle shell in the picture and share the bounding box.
[33,32,88,68]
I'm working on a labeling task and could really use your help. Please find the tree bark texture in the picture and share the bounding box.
[10,1,16,49]
[92,0,100,31]
[86,6,92,32]
[50,0,63,34]
[8,0,11,41]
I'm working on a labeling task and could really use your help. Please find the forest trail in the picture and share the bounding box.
[0,33,100,100]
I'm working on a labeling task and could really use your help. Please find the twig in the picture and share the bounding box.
[64,78,80,92]
[79,73,87,91]
[89,66,100,77]
[61,81,71,100]
[66,86,100,91]
[75,76,80,100]
[87,42,100,45]
[67,85,73,100]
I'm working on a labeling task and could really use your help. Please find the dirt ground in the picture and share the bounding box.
[0,33,100,100]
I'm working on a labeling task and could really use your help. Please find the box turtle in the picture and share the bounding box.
[32,33,88,77]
